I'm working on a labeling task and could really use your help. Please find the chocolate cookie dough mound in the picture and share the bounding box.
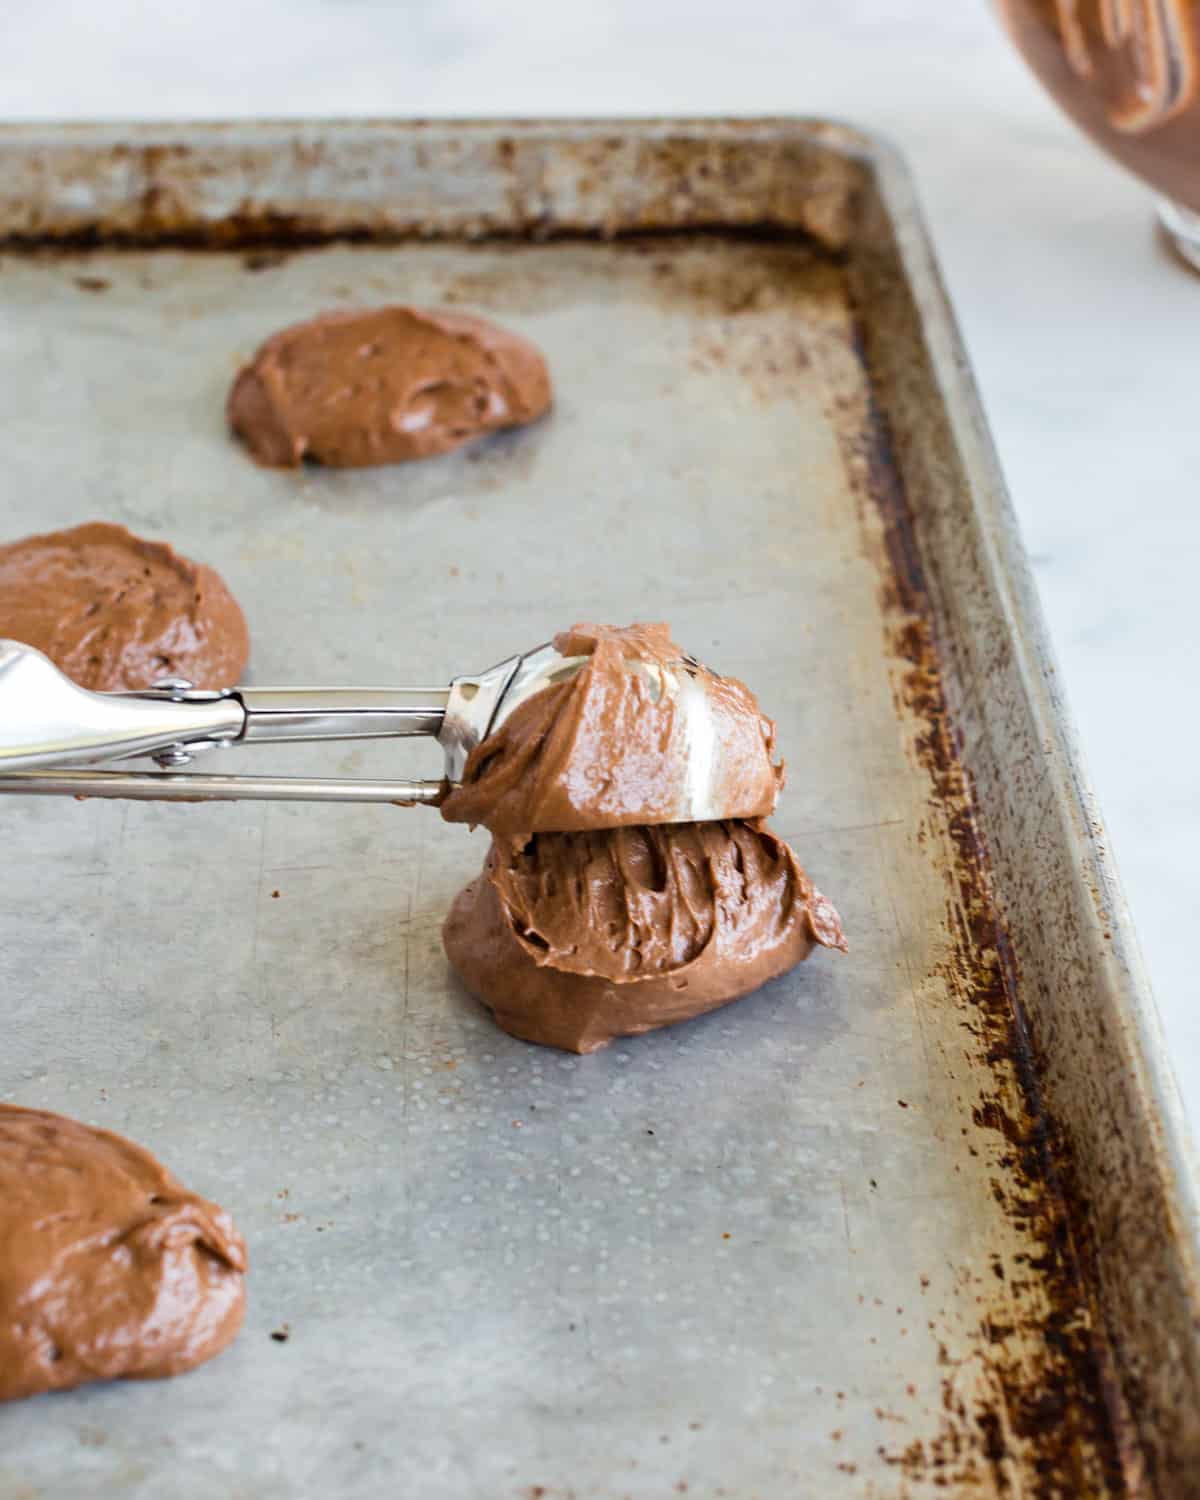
[444,820,845,1053]
[441,622,784,835]
[0,522,249,691]
[228,305,552,468]
[0,1105,246,1403]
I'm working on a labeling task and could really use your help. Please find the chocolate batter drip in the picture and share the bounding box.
[0,1105,246,1403]
[0,521,249,692]
[228,305,552,468]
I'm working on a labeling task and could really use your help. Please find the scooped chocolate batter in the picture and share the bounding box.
[444,821,845,1053]
[440,623,784,835]
[228,306,552,468]
[0,1105,246,1403]
[0,522,249,691]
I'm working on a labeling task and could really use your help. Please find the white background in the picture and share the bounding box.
[5,1,1197,1130]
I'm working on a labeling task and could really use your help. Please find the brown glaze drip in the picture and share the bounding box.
[0,1105,246,1403]
[228,305,552,468]
[0,522,250,691]
[440,622,784,836]
[1001,0,1200,209]
[444,820,845,1054]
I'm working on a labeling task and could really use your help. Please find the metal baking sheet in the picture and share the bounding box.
[1,120,1197,1498]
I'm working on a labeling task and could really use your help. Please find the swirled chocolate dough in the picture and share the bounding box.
[440,623,784,835]
[0,522,249,691]
[228,306,552,468]
[444,820,845,1053]
[0,1105,246,1403]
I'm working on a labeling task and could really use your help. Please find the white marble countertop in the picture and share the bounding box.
[5,1,1197,1126]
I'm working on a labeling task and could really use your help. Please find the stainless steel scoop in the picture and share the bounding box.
[0,637,726,814]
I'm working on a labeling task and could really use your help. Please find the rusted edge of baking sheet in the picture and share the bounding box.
[847,131,1200,1493]
[816,300,1131,1488]
[0,114,1195,1492]
[0,117,866,253]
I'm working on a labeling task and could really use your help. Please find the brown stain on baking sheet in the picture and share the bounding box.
[665,233,1142,1489]
[3,215,839,260]
[0,130,862,252]
[825,315,1132,1495]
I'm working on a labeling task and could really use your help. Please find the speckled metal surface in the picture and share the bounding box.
[0,121,1196,1497]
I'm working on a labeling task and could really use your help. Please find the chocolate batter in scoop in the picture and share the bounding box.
[0,522,249,691]
[0,1105,246,1403]
[228,305,552,468]
[444,820,845,1053]
[441,623,784,835]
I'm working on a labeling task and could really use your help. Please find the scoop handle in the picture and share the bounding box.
[0,640,245,772]
[0,769,444,804]
[0,640,453,775]
[237,687,447,743]
[0,639,526,802]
